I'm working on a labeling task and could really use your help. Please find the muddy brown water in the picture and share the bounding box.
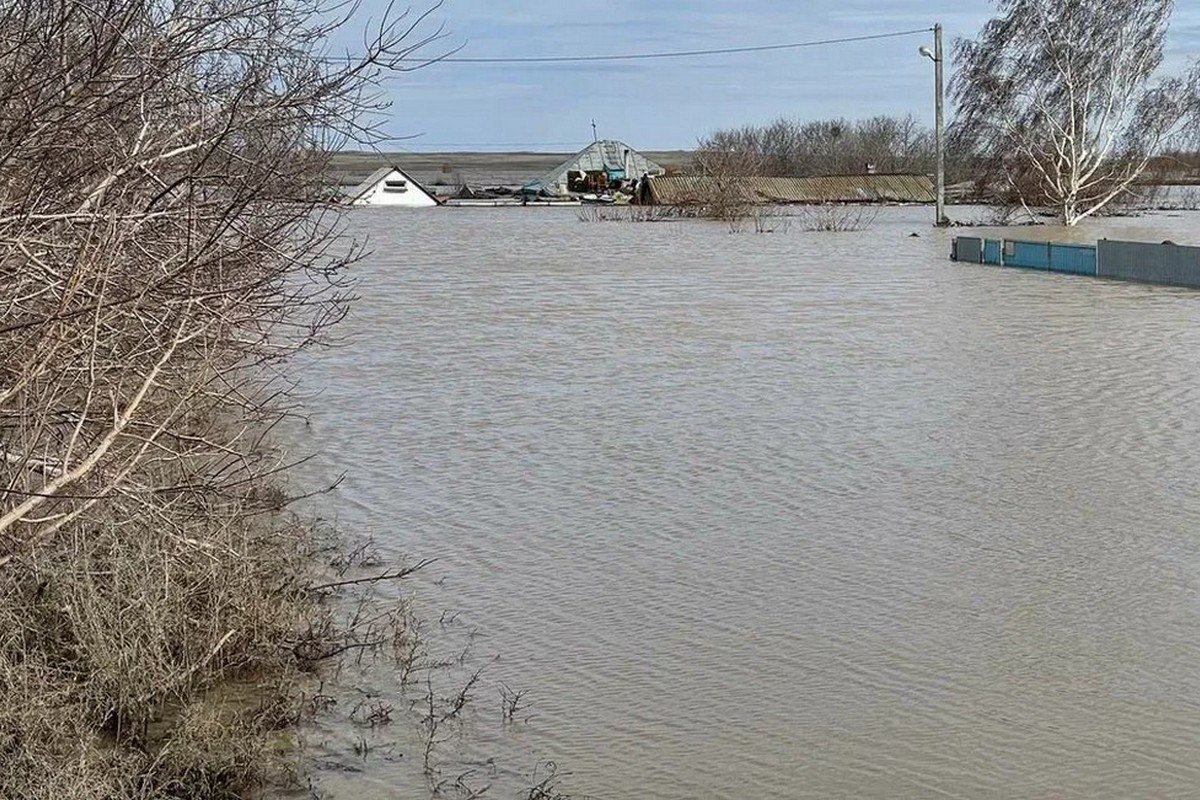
[286,206,1200,799]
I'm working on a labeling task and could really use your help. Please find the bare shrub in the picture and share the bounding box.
[576,205,691,223]
[980,204,1025,227]
[752,208,792,234]
[689,145,757,222]
[795,205,879,232]
[432,769,493,800]
[500,682,533,723]
[525,761,573,800]
[0,0,445,796]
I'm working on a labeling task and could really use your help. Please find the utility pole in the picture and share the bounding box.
[920,26,948,226]
[934,23,947,227]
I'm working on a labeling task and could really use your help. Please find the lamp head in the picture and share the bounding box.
[919,45,935,61]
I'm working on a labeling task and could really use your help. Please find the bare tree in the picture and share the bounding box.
[687,142,764,220]
[0,0,448,558]
[953,0,1200,225]
[697,115,935,178]
[0,0,445,795]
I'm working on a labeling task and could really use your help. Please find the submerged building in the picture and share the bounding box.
[345,166,439,207]
[525,140,666,197]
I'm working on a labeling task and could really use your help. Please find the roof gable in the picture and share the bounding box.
[346,165,438,204]
[534,140,664,192]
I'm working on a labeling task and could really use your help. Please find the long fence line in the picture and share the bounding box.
[951,236,1200,289]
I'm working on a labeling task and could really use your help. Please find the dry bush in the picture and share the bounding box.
[751,208,791,234]
[576,205,695,223]
[688,146,759,222]
[0,0,444,796]
[795,205,879,232]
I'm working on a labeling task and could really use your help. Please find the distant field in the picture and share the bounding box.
[331,150,693,191]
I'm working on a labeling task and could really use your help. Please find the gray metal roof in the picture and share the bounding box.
[533,140,665,194]
[648,174,935,205]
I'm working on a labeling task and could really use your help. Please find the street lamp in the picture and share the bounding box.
[920,25,948,227]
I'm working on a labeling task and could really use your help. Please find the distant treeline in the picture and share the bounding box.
[696,115,935,177]
[1146,151,1200,184]
[697,116,1200,192]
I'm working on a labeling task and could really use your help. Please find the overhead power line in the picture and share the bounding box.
[368,27,934,66]
[398,140,590,148]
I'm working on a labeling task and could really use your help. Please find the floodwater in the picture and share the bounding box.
[288,205,1200,799]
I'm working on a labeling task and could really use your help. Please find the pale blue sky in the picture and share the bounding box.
[344,1,1200,151]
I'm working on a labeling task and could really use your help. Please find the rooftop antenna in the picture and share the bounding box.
[591,119,598,142]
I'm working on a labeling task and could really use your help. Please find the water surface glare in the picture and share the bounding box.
[291,206,1200,799]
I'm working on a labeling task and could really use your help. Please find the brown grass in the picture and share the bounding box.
[0,503,361,797]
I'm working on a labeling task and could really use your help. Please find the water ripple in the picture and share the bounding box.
[290,206,1200,799]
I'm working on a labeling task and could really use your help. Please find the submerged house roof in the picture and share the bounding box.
[345,166,439,206]
[530,140,666,195]
[648,174,935,205]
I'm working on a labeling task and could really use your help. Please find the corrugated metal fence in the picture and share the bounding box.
[1006,240,1097,274]
[1096,240,1200,287]
[951,236,1200,289]
[953,237,983,263]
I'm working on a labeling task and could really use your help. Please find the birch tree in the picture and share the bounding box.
[953,0,1200,225]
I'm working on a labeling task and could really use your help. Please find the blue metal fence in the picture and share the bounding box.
[1007,240,1048,270]
[1050,244,1097,275]
[950,236,1138,283]
[983,239,1002,265]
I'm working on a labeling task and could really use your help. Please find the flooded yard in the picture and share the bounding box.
[289,205,1200,799]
